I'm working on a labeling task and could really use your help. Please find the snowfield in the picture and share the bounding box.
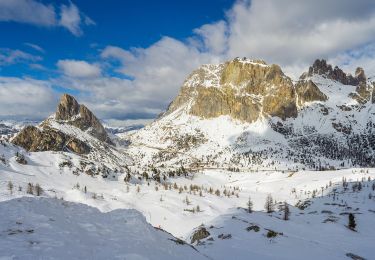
[1,141,375,259]
[0,197,204,260]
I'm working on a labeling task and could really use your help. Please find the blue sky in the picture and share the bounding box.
[0,0,233,78]
[1,0,375,123]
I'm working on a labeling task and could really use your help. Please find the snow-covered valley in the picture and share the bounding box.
[1,141,374,259]
[1,58,375,259]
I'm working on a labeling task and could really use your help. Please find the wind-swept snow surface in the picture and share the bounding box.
[0,197,205,260]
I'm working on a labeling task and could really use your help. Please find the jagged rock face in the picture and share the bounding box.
[167,58,297,122]
[301,59,366,86]
[12,93,113,154]
[55,94,80,120]
[12,126,90,154]
[55,94,112,145]
[295,80,328,106]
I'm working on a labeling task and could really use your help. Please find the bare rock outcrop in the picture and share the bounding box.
[55,94,112,145]
[300,59,366,86]
[167,58,297,122]
[12,126,90,154]
[295,80,328,106]
[12,94,112,154]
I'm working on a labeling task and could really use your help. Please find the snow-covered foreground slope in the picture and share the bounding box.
[0,197,204,260]
[192,179,375,260]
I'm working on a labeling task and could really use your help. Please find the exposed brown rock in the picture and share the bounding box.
[55,94,113,145]
[353,83,371,104]
[355,67,366,84]
[295,80,328,106]
[55,94,80,120]
[301,59,362,86]
[191,227,210,244]
[167,59,297,122]
[12,126,90,154]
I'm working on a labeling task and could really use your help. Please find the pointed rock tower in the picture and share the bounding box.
[12,94,113,154]
[55,94,112,145]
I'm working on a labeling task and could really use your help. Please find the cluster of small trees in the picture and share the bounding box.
[26,183,43,196]
[150,181,240,199]
[7,181,42,196]
[246,194,290,220]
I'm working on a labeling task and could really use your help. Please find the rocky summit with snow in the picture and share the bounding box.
[127,58,375,173]
[1,58,375,260]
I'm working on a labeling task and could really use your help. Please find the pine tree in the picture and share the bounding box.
[264,194,275,213]
[7,181,13,195]
[247,197,253,213]
[35,183,43,196]
[283,201,290,220]
[26,183,34,195]
[348,213,356,230]
[185,196,191,205]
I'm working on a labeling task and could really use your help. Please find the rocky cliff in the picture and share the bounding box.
[128,58,375,171]
[12,94,112,154]
[55,94,112,144]
[167,58,298,122]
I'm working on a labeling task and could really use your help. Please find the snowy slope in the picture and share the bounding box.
[1,140,375,259]
[0,197,204,260]
[191,178,375,260]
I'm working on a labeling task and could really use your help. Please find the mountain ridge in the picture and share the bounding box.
[127,58,375,172]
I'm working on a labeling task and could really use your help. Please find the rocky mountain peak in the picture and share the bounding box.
[301,59,366,86]
[55,94,80,120]
[12,93,113,154]
[54,94,112,145]
[167,57,297,122]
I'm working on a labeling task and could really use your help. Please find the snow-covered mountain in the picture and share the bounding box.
[126,58,375,173]
[11,94,130,178]
[2,58,375,259]
[0,120,38,138]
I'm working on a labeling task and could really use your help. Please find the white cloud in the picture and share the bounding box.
[57,60,101,78]
[224,0,375,75]
[57,2,95,36]
[0,0,94,36]
[74,37,221,119]
[24,42,45,53]
[0,77,57,120]
[329,43,375,78]
[0,48,42,66]
[0,0,56,26]
[193,21,228,55]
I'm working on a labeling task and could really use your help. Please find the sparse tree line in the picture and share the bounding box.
[7,181,43,196]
